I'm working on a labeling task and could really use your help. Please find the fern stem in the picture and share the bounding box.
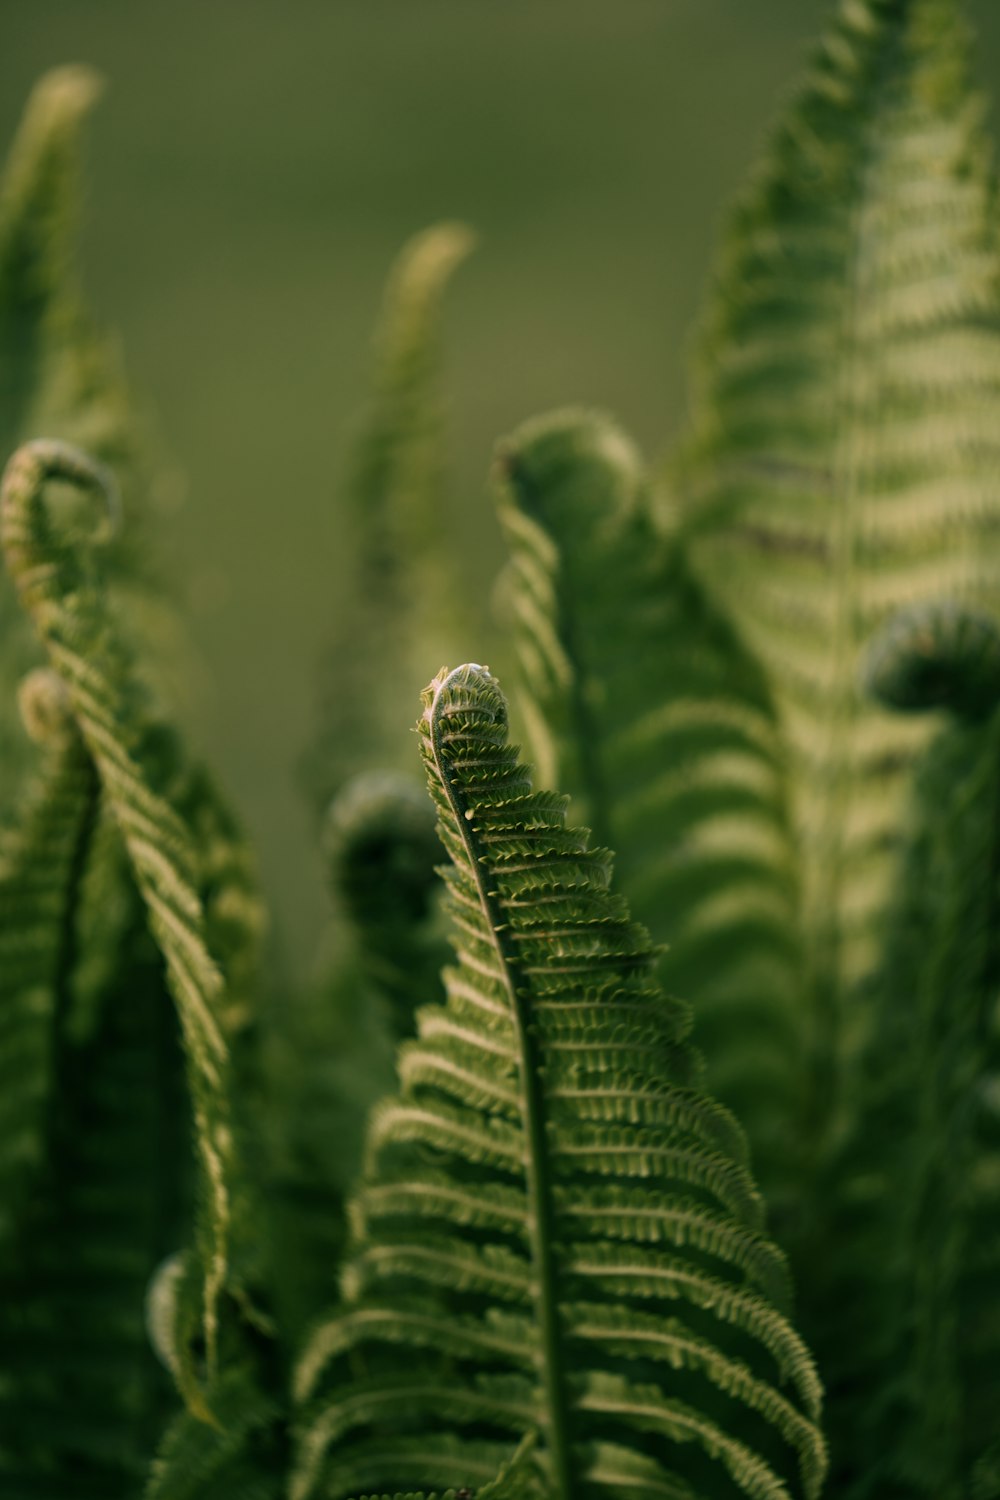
[428,665,573,1500]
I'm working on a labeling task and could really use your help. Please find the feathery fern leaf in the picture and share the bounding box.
[495,410,806,1198]
[273,772,447,1339]
[0,438,235,1389]
[0,670,198,1494]
[294,665,825,1500]
[821,601,1000,1498]
[0,65,101,463]
[677,0,1000,1125]
[0,68,180,809]
[307,222,475,806]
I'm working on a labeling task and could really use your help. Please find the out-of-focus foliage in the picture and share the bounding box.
[2,2,1000,1497]
[678,0,1000,1141]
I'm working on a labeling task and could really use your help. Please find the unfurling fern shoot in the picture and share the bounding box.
[295,665,825,1500]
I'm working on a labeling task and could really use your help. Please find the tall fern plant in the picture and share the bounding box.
[2,0,1000,1496]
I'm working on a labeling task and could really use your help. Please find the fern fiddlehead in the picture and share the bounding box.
[294,665,825,1500]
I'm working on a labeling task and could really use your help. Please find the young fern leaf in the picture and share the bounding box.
[495,411,805,1201]
[274,773,447,1339]
[0,438,234,1388]
[307,222,475,806]
[676,0,1000,1125]
[0,672,199,1493]
[324,770,447,1043]
[0,66,101,462]
[294,665,825,1500]
[0,68,181,809]
[821,601,1000,1498]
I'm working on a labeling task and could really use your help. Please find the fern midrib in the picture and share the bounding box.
[429,676,572,1500]
[811,22,903,1143]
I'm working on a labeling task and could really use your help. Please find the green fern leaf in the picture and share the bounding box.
[0,68,183,811]
[0,66,101,461]
[0,439,235,1387]
[307,222,475,806]
[294,665,825,1500]
[495,410,805,1199]
[0,671,198,1493]
[822,601,1000,1497]
[273,772,447,1339]
[146,1366,283,1500]
[676,0,1000,1124]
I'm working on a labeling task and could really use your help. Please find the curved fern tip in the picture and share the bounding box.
[1,438,121,561]
[32,63,104,117]
[864,600,1000,719]
[422,663,502,728]
[494,408,643,530]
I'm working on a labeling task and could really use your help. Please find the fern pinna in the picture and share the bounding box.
[294,664,825,1500]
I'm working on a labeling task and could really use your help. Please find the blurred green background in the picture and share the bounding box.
[3,0,1000,973]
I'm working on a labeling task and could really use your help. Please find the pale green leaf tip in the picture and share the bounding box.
[30,63,105,120]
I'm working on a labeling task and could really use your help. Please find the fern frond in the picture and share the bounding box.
[307,222,475,806]
[0,65,101,461]
[0,668,200,1493]
[273,772,447,1339]
[820,601,1000,1497]
[0,438,234,1384]
[0,68,182,809]
[294,665,825,1500]
[495,410,805,1197]
[676,0,1000,1125]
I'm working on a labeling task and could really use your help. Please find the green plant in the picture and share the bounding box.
[1,1,999,1497]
